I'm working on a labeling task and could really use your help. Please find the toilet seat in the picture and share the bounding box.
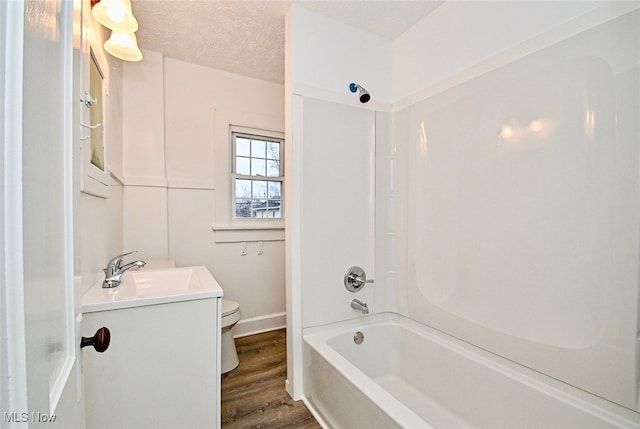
[221,299,241,329]
[220,299,241,373]
[222,299,239,317]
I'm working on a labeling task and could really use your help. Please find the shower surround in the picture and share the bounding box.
[399,13,640,407]
[286,2,640,426]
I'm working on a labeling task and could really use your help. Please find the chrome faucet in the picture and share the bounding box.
[102,251,146,288]
[350,299,369,314]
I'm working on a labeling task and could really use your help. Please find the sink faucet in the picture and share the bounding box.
[350,299,369,314]
[103,251,146,288]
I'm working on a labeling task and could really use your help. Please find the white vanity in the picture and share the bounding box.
[81,264,222,429]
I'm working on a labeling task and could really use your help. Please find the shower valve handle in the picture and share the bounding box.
[352,275,374,286]
[344,266,374,292]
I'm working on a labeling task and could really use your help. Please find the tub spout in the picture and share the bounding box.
[351,299,369,314]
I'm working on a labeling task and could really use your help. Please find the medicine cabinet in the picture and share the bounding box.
[79,1,109,198]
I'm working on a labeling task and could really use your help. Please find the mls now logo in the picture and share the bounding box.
[4,412,57,423]
[3,412,28,423]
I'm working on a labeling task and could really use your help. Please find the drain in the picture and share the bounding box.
[353,331,364,344]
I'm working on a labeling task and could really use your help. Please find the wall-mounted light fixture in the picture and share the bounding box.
[104,31,143,62]
[92,0,138,32]
[91,0,143,62]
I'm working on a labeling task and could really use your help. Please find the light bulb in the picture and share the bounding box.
[106,6,126,24]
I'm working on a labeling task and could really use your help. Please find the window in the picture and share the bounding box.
[232,131,283,219]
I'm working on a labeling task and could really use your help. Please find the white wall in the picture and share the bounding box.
[300,98,376,328]
[285,4,394,398]
[288,4,394,323]
[373,110,397,314]
[122,53,286,336]
[289,4,393,106]
[390,2,640,411]
[392,1,607,106]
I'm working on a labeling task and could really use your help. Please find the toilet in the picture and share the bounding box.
[221,299,241,374]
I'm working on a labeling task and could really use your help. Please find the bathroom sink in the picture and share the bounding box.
[131,268,199,292]
[82,266,223,312]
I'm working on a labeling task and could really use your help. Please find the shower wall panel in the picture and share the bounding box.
[399,10,640,410]
[301,97,376,328]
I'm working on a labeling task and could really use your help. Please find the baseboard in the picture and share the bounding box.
[233,312,286,338]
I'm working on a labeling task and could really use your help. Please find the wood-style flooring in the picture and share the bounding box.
[221,329,322,429]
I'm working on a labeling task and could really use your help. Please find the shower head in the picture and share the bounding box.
[349,82,371,103]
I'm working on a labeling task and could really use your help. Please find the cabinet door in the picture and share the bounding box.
[83,299,220,428]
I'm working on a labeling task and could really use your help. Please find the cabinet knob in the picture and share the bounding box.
[81,327,111,353]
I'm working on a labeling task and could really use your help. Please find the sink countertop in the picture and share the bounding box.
[82,265,223,313]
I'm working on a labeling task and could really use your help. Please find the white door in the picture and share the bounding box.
[1,1,81,427]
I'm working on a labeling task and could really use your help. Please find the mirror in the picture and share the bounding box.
[89,48,105,172]
[80,1,110,198]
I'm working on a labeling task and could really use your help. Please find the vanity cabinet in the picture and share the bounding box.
[81,266,222,429]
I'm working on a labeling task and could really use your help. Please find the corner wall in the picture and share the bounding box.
[122,52,286,336]
[289,4,393,106]
[392,0,607,105]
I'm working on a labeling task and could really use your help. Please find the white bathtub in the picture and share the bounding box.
[302,313,640,429]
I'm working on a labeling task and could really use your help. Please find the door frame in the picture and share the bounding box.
[1,0,29,421]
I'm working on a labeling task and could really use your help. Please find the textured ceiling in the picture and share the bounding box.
[131,0,443,84]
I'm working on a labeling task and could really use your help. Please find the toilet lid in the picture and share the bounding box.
[222,299,239,317]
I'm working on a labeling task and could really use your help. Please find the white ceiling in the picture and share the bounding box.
[131,0,443,84]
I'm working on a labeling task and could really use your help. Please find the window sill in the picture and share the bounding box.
[211,224,285,243]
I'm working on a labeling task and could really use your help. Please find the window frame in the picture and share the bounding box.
[230,127,285,224]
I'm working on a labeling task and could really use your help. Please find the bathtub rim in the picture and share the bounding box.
[302,312,640,428]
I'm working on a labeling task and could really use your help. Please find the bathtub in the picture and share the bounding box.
[302,313,640,429]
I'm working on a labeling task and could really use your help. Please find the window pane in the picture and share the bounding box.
[236,179,251,198]
[267,160,280,177]
[236,157,250,175]
[267,199,281,218]
[251,158,266,177]
[251,139,266,158]
[252,180,267,198]
[236,137,250,157]
[235,199,251,218]
[251,199,266,218]
[266,142,280,160]
[267,181,281,199]
[232,132,284,219]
